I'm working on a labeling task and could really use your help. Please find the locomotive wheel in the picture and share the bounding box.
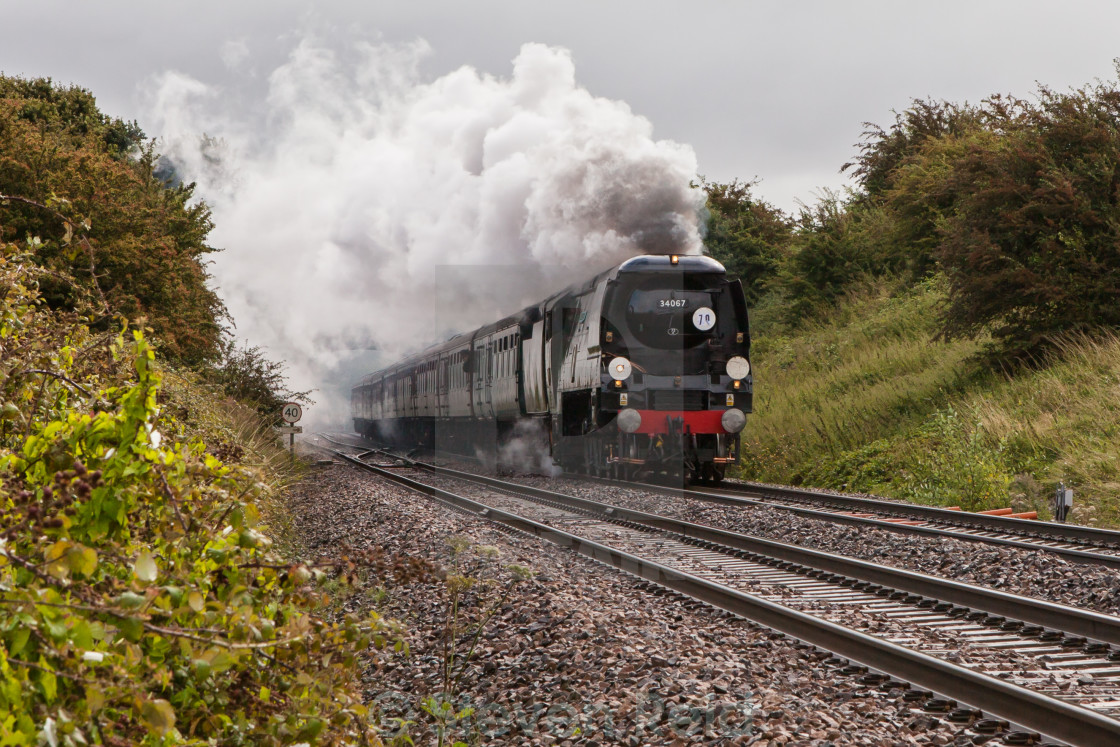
[700,463,718,483]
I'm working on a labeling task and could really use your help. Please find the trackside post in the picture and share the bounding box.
[278,402,303,462]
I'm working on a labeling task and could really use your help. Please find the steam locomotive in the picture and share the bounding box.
[350,254,752,482]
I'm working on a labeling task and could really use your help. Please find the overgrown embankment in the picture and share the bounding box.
[739,280,1120,526]
[0,244,396,744]
[0,74,389,745]
[704,65,1120,527]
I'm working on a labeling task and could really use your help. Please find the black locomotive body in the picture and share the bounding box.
[350,254,752,481]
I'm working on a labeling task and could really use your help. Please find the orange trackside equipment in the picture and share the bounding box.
[1008,511,1038,520]
[943,506,962,511]
[975,508,1014,515]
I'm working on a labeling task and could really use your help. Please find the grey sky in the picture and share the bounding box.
[3,1,1119,212]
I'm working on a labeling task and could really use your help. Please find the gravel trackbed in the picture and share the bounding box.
[286,463,965,746]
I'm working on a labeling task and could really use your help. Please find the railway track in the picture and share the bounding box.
[669,480,1120,568]
[562,469,1120,568]
[317,434,1120,746]
[320,432,1120,567]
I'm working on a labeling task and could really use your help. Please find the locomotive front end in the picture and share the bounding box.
[598,254,751,482]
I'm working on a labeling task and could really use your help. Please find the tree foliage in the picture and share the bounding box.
[0,243,393,744]
[884,78,1120,356]
[764,68,1120,357]
[773,193,877,323]
[0,75,225,364]
[700,179,791,306]
[844,97,983,201]
[206,339,313,419]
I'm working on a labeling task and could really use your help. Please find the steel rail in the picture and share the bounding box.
[708,480,1120,547]
[411,461,1120,646]
[619,476,1120,569]
[332,449,1120,747]
[318,432,1120,567]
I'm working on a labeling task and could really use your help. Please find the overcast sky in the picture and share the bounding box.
[5,1,1120,214]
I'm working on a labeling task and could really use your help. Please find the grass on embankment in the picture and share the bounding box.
[739,277,1120,527]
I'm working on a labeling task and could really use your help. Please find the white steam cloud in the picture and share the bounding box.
[146,39,704,424]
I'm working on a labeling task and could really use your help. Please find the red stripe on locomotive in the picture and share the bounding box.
[628,410,727,435]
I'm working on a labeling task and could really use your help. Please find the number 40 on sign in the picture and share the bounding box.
[278,403,303,457]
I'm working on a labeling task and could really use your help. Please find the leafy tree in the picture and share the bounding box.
[0,75,225,364]
[774,192,881,323]
[0,76,144,158]
[207,339,313,419]
[893,77,1120,356]
[700,178,791,305]
[844,97,983,200]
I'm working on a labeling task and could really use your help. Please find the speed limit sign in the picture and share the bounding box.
[281,402,302,424]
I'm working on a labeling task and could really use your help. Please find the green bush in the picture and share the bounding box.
[0,75,225,364]
[926,83,1120,357]
[0,244,392,744]
[896,407,1013,511]
[700,179,791,305]
[844,97,983,201]
[773,193,888,325]
[205,339,312,420]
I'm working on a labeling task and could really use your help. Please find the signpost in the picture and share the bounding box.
[279,402,302,459]
[281,403,302,424]
[1054,482,1073,523]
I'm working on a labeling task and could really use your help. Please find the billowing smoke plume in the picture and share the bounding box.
[147,39,704,424]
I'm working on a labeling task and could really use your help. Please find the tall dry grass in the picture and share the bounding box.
[743,278,981,478]
[740,280,1120,525]
[968,332,1120,524]
[160,367,307,549]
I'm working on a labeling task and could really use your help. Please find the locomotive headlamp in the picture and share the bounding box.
[670,254,679,265]
[617,408,642,433]
[721,408,746,434]
[726,356,750,380]
[609,357,632,381]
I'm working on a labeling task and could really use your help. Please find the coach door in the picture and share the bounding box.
[521,319,548,414]
[483,338,494,418]
[472,337,493,419]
